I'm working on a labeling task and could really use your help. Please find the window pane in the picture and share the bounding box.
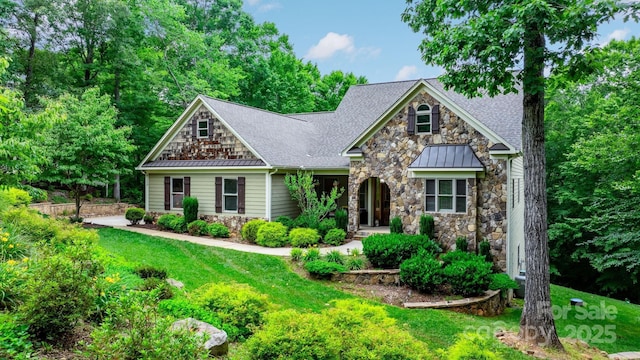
[224,195,237,211]
[426,196,436,211]
[173,194,183,208]
[417,114,430,124]
[172,178,183,192]
[198,121,208,129]
[199,129,208,137]
[417,104,430,111]
[426,180,435,195]
[439,196,453,211]
[416,124,431,133]
[224,179,237,194]
[456,179,466,195]
[439,180,453,195]
[456,196,466,213]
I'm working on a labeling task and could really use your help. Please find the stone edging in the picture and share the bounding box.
[404,290,505,317]
[331,269,400,286]
[29,202,132,218]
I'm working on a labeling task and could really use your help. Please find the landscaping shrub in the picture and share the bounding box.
[400,250,443,293]
[134,265,167,279]
[1,207,61,242]
[390,216,403,234]
[346,256,365,270]
[0,314,33,359]
[124,207,145,225]
[137,277,173,300]
[22,186,47,203]
[443,333,502,360]
[318,218,337,238]
[256,222,289,247]
[420,214,435,239]
[489,273,519,292]
[289,227,320,247]
[323,228,346,246]
[169,216,187,233]
[456,236,469,252]
[324,250,345,265]
[479,239,493,262]
[334,208,348,232]
[0,260,27,310]
[187,219,208,236]
[441,250,479,266]
[0,188,32,207]
[302,247,321,262]
[349,248,362,257]
[290,248,303,261]
[241,219,266,242]
[304,260,346,279]
[158,298,240,340]
[442,256,493,297]
[143,214,155,224]
[275,215,294,230]
[0,225,29,262]
[362,233,441,269]
[182,196,199,224]
[156,214,178,231]
[192,282,271,340]
[293,213,319,229]
[207,223,230,238]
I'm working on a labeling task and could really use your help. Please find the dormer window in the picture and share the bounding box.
[197,119,209,138]
[416,104,431,133]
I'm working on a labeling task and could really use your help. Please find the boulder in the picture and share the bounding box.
[170,318,228,356]
[166,278,184,289]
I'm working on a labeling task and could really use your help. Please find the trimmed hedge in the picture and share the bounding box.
[187,220,208,236]
[256,222,289,247]
[317,218,337,238]
[442,256,492,297]
[289,228,320,247]
[242,219,266,242]
[399,250,442,293]
[323,228,346,246]
[157,214,178,230]
[125,207,145,225]
[207,223,230,238]
[362,233,441,269]
[304,260,346,279]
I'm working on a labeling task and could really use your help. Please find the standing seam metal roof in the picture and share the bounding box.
[409,145,484,169]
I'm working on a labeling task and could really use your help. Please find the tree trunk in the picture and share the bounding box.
[519,26,563,350]
[114,174,121,203]
[75,187,82,219]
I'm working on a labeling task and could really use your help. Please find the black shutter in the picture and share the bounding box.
[191,118,197,140]
[184,176,191,197]
[407,105,416,135]
[208,118,214,140]
[237,177,245,214]
[215,177,222,213]
[164,177,171,210]
[432,105,440,134]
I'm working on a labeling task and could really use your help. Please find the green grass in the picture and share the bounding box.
[97,228,640,355]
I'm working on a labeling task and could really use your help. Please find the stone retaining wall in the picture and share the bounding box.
[404,289,507,317]
[30,202,132,217]
[331,269,400,285]
[146,211,259,235]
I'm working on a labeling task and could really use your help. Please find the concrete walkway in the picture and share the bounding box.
[85,215,362,256]
[609,353,640,360]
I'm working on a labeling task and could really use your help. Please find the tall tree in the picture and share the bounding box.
[314,70,367,111]
[402,0,639,349]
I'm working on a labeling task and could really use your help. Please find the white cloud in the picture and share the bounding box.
[394,65,418,81]
[600,29,630,46]
[305,32,356,60]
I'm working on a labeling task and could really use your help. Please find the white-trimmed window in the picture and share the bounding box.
[223,178,238,212]
[416,104,431,133]
[197,119,209,138]
[426,179,466,213]
[172,178,184,208]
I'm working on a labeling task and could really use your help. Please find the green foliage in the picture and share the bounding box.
[302,247,321,262]
[157,214,178,231]
[324,250,345,265]
[275,215,294,230]
[207,223,230,238]
[192,282,271,340]
[0,207,61,243]
[323,228,346,246]
[23,186,48,203]
[345,256,365,270]
[169,216,187,233]
[285,171,345,225]
[143,214,155,224]
[290,248,303,261]
[390,216,403,234]
[0,314,33,360]
[400,250,443,293]
[293,213,320,230]
[304,260,346,279]
[455,236,469,252]
[125,207,145,225]
[182,196,199,224]
[134,265,168,280]
[363,233,441,269]
[0,188,31,207]
[0,260,28,310]
[0,225,29,262]
[420,214,435,238]
[241,219,267,242]
[441,250,479,266]
[317,218,336,238]
[442,256,493,297]
[240,299,432,359]
[444,333,502,360]
[489,273,519,292]
[187,219,208,236]
[288,227,320,247]
[138,277,174,300]
[256,222,289,247]
[158,298,224,330]
[479,240,493,262]
[334,208,348,231]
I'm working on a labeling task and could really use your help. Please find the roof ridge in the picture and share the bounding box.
[200,95,311,124]
[350,79,420,88]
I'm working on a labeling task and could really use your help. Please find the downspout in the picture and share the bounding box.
[143,171,149,212]
[505,157,513,277]
[265,168,278,221]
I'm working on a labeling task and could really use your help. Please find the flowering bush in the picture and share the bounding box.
[0,226,29,262]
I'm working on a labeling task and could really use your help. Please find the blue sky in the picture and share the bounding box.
[243,0,640,84]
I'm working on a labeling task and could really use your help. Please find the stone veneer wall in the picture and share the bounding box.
[147,211,260,236]
[348,90,508,269]
[158,105,257,161]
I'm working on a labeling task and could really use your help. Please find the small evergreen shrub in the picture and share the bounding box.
[256,222,289,247]
[400,250,443,293]
[489,273,519,292]
[187,219,208,236]
[323,228,346,246]
[304,260,346,279]
[334,209,348,231]
[302,248,321,262]
[290,248,303,261]
[134,265,168,279]
[138,277,174,300]
[293,214,319,229]
[479,239,493,262]
[346,256,365,270]
[157,214,178,230]
[441,251,479,266]
[241,219,267,242]
[207,223,230,238]
[324,250,345,265]
[362,234,442,269]
[169,216,187,233]
[143,214,155,224]
[390,216,403,234]
[442,256,493,297]
[419,214,435,239]
[125,207,145,225]
[182,196,199,224]
[289,227,320,247]
[318,218,337,238]
[455,236,469,252]
[23,186,47,203]
[275,215,294,230]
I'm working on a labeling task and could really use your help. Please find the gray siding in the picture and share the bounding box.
[507,156,525,278]
[270,174,299,219]
[148,172,266,218]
